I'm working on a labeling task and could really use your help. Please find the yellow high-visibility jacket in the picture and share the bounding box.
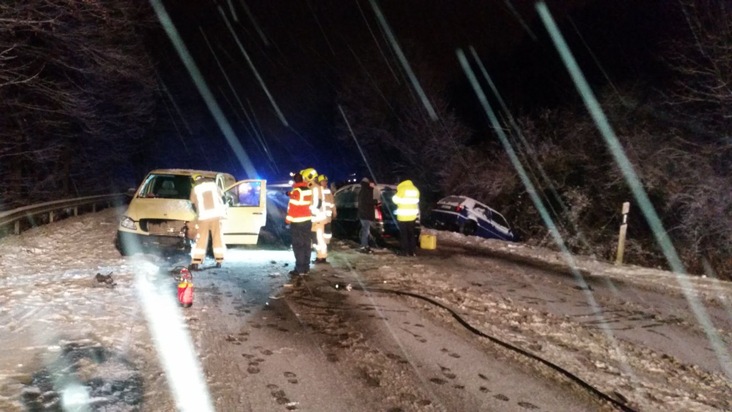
[392,180,420,222]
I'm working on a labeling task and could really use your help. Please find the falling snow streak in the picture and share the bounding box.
[199,28,277,171]
[134,263,215,412]
[245,97,274,155]
[305,0,336,56]
[237,0,269,46]
[347,44,397,114]
[501,0,537,41]
[153,70,191,156]
[338,105,377,184]
[161,96,191,156]
[536,1,732,381]
[468,46,592,252]
[368,0,438,121]
[243,97,280,173]
[567,17,623,102]
[226,0,238,22]
[150,0,257,179]
[216,5,290,128]
[457,48,639,382]
[216,85,263,154]
[154,71,194,137]
[355,0,401,84]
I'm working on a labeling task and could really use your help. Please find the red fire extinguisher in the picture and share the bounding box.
[177,268,194,308]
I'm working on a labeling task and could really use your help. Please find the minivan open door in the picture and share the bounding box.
[222,179,267,245]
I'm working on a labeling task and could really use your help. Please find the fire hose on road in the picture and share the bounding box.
[345,283,637,412]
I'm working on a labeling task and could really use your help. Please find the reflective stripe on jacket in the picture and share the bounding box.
[310,184,326,223]
[392,180,420,222]
[286,182,313,223]
[191,181,225,221]
[323,187,335,223]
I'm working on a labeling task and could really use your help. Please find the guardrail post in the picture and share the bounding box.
[14,220,20,235]
[615,202,630,265]
[49,210,55,223]
[92,203,96,213]
[74,207,78,216]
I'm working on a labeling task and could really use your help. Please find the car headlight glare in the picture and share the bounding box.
[120,216,137,230]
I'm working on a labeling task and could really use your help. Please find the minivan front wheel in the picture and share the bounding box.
[460,220,477,236]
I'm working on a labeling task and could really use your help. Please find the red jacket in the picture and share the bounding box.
[286,182,313,223]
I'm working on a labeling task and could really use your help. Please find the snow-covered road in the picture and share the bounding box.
[0,207,730,411]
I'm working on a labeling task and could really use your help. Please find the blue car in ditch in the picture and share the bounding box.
[425,195,517,242]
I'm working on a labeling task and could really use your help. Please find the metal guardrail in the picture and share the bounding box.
[0,194,127,236]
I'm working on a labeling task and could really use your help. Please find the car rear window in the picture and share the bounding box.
[436,196,464,210]
[380,188,396,211]
[335,187,358,208]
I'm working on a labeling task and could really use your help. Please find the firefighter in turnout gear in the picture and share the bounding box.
[189,174,227,270]
[392,179,420,256]
[301,168,327,263]
[286,172,313,276]
[312,174,335,264]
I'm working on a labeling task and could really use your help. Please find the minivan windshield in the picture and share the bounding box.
[138,174,192,200]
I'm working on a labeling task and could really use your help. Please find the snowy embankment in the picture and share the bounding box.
[430,228,731,304]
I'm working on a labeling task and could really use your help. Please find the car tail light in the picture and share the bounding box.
[375,206,383,221]
[455,205,463,212]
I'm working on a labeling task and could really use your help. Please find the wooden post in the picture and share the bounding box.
[49,210,55,223]
[74,207,78,216]
[14,220,20,235]
[92,203,96,213]
[615,202,630,265]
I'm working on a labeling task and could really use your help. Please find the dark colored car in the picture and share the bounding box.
[332,183,420,246]
[425,195,517,242]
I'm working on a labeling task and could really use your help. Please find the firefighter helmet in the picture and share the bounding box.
[300,168,318,183]
[317,174,328,183]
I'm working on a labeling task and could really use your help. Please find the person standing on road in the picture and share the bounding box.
[189,174,226,270]
[301,168,327,264]
[357,177,380,253]
[313,174,335,263]
[285,172,313,276]
[392,179,420,256]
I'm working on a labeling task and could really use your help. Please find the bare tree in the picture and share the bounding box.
[666,0,732,136]
[658,0,732,276]
[0,0,157,209]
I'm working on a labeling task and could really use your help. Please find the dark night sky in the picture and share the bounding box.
[150,0,684,182]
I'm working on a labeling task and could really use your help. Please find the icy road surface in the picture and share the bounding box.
[0,207,730,411]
